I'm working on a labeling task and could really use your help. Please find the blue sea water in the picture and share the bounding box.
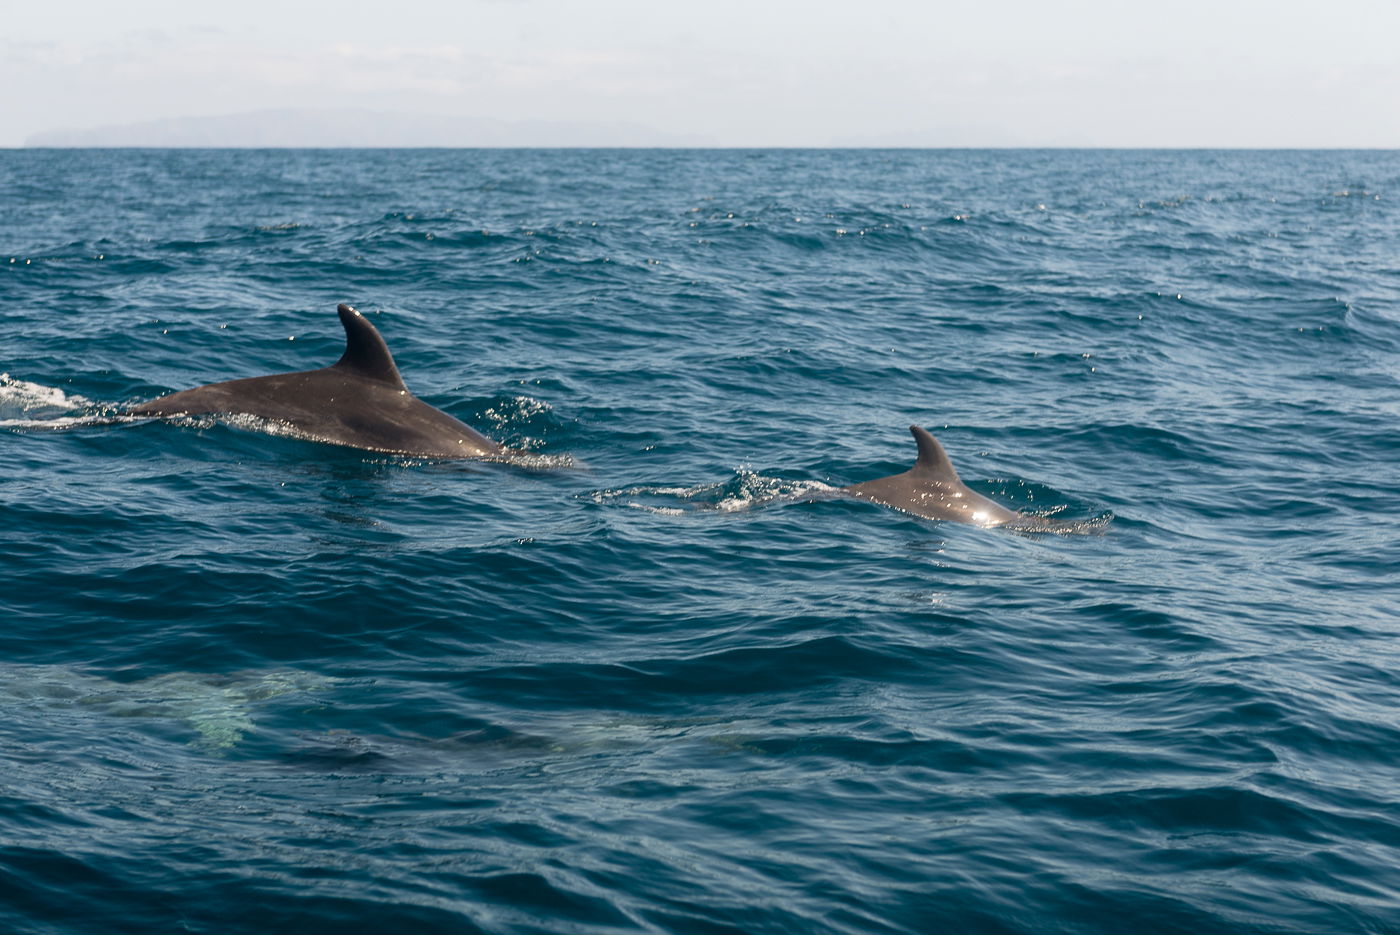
[2,148,1399,934]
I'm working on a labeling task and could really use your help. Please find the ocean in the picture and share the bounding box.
[2,148,1398,933]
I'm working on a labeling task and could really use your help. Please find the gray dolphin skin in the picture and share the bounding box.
[844,425,1042,527]
[130,304,505,458]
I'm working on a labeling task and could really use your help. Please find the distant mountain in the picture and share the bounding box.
[826,125,1031,148]
[24,108,713,148]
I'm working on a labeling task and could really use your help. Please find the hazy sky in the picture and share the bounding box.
[6,0,1400,146]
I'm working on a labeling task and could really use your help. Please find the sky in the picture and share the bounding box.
[5,0,1400,147]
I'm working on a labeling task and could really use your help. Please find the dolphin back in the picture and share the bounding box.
[842,425,1023,527]
[128,304,505,459]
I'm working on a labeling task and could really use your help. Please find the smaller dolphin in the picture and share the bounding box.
[845,425,1049,527]
[130,304,505,459]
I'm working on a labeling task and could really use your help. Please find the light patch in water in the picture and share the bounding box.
[0,665,335,752]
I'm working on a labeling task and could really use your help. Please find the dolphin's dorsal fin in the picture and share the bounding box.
[331,304,406,388]
[909,425,959,481]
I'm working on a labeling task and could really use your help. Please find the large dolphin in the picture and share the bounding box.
[130,304,505,458]
[844,425,1050,528]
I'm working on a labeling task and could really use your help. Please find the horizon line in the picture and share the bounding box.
[9,145,1400,152]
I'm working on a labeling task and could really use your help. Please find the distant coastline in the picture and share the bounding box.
[22,110,1390,149]
[23,108,715,148]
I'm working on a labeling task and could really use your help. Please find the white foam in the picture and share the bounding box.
[195,414,577,467]
[0,373,90,412]
[0,374,111,429]
[0,414,118,429]
[497,451,574,469]
[631,505,689,516]
[221,412,306,438]
[482,394,553,430]
[714,473,837,513]
[591,473,839,515]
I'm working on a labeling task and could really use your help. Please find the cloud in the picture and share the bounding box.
[3,38,86,68]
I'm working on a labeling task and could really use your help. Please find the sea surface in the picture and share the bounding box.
[2,148,1398,934]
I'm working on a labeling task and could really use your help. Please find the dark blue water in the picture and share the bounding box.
[3,149,1399,934]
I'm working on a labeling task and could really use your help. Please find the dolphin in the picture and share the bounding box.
[130,304,506,458]
[844,425,1049,527]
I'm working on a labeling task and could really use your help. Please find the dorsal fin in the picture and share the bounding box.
[909,425,959,481]
[331,304,406,388]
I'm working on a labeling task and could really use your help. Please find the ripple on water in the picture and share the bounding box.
[3,148,1400,934]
